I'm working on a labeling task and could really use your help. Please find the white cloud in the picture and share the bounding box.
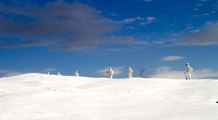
[140,16,156,25]
[123,16,155,26]
[122,17,145,24]
[162,56,185,61]
[146,16,155,24]
[150,66,218,79]
[97,66,125,76]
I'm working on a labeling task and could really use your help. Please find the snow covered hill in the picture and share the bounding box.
[0,73,218,120]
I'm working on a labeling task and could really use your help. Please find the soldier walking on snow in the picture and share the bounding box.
[107,67,114,79]
[74,70,80,77]
[184,63,193,80]
[127,66,133,78]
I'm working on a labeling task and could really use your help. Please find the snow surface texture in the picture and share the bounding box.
[0,73,218,120]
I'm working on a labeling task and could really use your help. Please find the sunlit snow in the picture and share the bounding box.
[0,73,218,120]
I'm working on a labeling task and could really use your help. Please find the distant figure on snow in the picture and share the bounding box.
[57,72,62,76]
[184,63,193,80]
[127,66,133,78]
[74,70,80,77]
[106,67,114,79]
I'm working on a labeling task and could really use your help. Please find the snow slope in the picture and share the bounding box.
[0,73,218,120]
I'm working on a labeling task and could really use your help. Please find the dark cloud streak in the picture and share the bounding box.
[0,2,138,51]
[176,22,218,45]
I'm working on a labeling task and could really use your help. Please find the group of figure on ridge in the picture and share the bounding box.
[48,70,80,77]
[106,66,134,79]
[49,63,193,80]
[107,63,193,80]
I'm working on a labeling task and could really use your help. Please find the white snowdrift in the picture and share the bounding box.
[0,73,218,120]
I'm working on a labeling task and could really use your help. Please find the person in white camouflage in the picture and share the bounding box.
[127,66,133,78]
[107,67,114,79]
[184,63,193,80]
[74,70,80,77]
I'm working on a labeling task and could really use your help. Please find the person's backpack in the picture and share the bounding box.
[187,66,193,73]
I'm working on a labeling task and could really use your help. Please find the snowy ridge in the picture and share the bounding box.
[0,73,218,120]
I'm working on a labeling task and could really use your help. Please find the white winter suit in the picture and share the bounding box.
[107,67,114,79]
[127,67,133,78]
[185,64,193,80]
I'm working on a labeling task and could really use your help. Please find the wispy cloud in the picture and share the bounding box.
[149,66,218,79]
[122,16,155,25]
[122,17,145,24]
[139,16,156,25]
[192,0,217,17]
[43,68,57,72]
[146,16,156,24]
[149,66,184,79]
[0,2,140,51]
[0,68,22,77]
[162,56,185,61]
[176,21,218,45]
[192,69,218,79]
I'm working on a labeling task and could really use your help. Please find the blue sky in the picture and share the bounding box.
[0,0,218,78]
